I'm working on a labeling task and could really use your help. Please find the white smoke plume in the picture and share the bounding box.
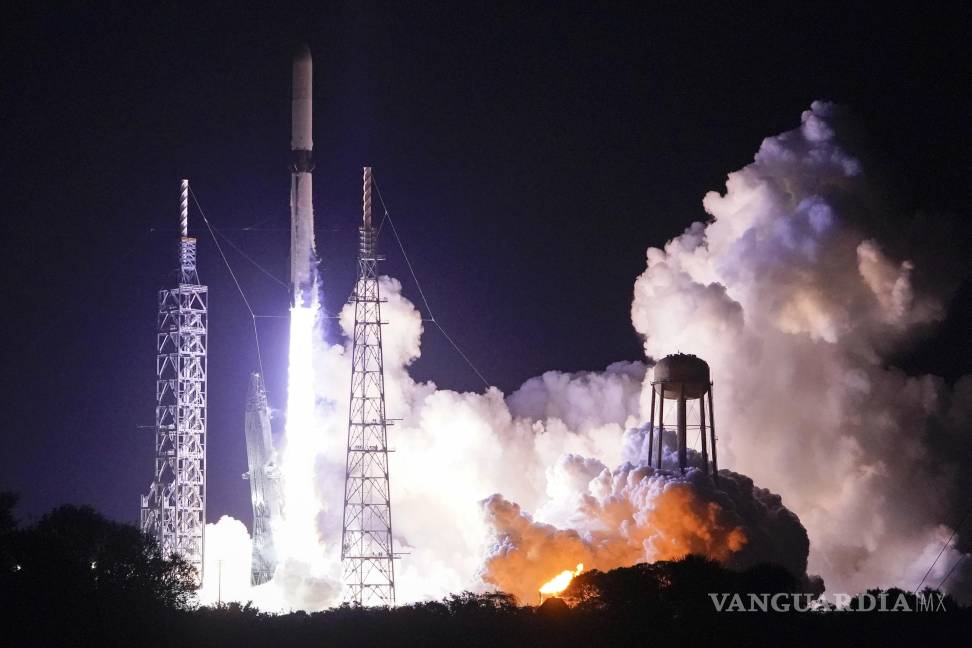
[629,101,971,599]
[198,516,252,605]
[203,100,971,608]
[480,439,817,603]
[203,277,651,608]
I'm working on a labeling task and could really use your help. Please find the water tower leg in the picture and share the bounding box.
[657,395,664,469]
[707,384,718,484]
[677,384,687,473]
[648,387,656,466]
[699,394,709,476]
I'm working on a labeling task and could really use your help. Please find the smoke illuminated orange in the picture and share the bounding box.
[538,563,584,596]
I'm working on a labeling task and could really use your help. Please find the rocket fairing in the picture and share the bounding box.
[290,44,316,307]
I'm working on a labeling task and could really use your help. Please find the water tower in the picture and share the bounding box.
[647,353,718,480]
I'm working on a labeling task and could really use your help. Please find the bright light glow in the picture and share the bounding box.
[196,292,344,611]
[198,516,253,605]
[539,563,583,596]
[278,302,324,565]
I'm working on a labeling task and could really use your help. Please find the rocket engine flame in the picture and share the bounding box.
[279,302,325,564]
[539,563,583,596]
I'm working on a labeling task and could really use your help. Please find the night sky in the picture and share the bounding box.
[2,2,970,528]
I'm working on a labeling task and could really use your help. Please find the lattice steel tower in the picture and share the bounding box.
[243,372,283,585]
[341,166,396,605]
[141,179,208,580]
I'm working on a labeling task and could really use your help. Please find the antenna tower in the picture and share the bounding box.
[141,179,208,580]
[340,167,396,605]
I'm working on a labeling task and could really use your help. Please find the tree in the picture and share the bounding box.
[3,503,197,646]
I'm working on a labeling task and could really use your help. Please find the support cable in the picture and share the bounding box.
[210,226,288,288]
[372,178,490,389]
[936,553,968,592]
[914,503,972,593]
[189,187,266,380]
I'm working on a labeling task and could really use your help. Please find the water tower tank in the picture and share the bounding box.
[652,353,710,399]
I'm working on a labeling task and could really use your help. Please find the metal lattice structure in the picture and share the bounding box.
[243,372,283,585]
[141,179,208,581]
[341,166,396,606]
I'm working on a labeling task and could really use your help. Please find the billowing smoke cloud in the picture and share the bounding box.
[629,101,972,599]
[202,278,649,608]
[480,436,817,603]
[201,277,653,608]
[198,516,252,605]
[205,101,971,609]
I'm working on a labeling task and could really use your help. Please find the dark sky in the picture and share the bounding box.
[1,2,970,527]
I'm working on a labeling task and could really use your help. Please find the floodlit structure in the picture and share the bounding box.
[141,179,208,579]
[647,353,718,480]
[340,166,397,605]
[242,372,283,585]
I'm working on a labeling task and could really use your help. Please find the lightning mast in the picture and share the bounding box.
[141,179,208,580]
[341,166,396,606]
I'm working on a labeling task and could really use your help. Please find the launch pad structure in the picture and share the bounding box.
[141,179,208,579]
[137,45,401,599]
[243,372,282,585]
[340,166,397,606]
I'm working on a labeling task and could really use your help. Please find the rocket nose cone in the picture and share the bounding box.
[294,43,311,62]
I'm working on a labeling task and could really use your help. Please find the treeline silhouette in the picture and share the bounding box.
[1,492,967,647]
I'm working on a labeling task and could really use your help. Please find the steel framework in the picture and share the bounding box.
[141,179,208,580]
[243,372,283,585]
[340,166,396,606]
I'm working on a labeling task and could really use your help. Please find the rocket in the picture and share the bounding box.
[290,44,315,307]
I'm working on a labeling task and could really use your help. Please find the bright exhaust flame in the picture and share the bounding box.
[539,563,583,596]
[278,303,322,564]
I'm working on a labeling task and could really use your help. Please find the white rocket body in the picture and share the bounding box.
[290,45,315,307]
[291,45,313,152]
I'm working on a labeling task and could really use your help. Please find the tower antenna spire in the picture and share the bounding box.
[362,166,372,230]
[341,166,396,606]
[180,178,189,237]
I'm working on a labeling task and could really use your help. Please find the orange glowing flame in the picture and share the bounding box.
[538,563,584,596]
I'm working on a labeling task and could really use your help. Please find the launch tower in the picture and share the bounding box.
[340,167,396,606]
[242,372,283,585]
[141,179,208,579]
